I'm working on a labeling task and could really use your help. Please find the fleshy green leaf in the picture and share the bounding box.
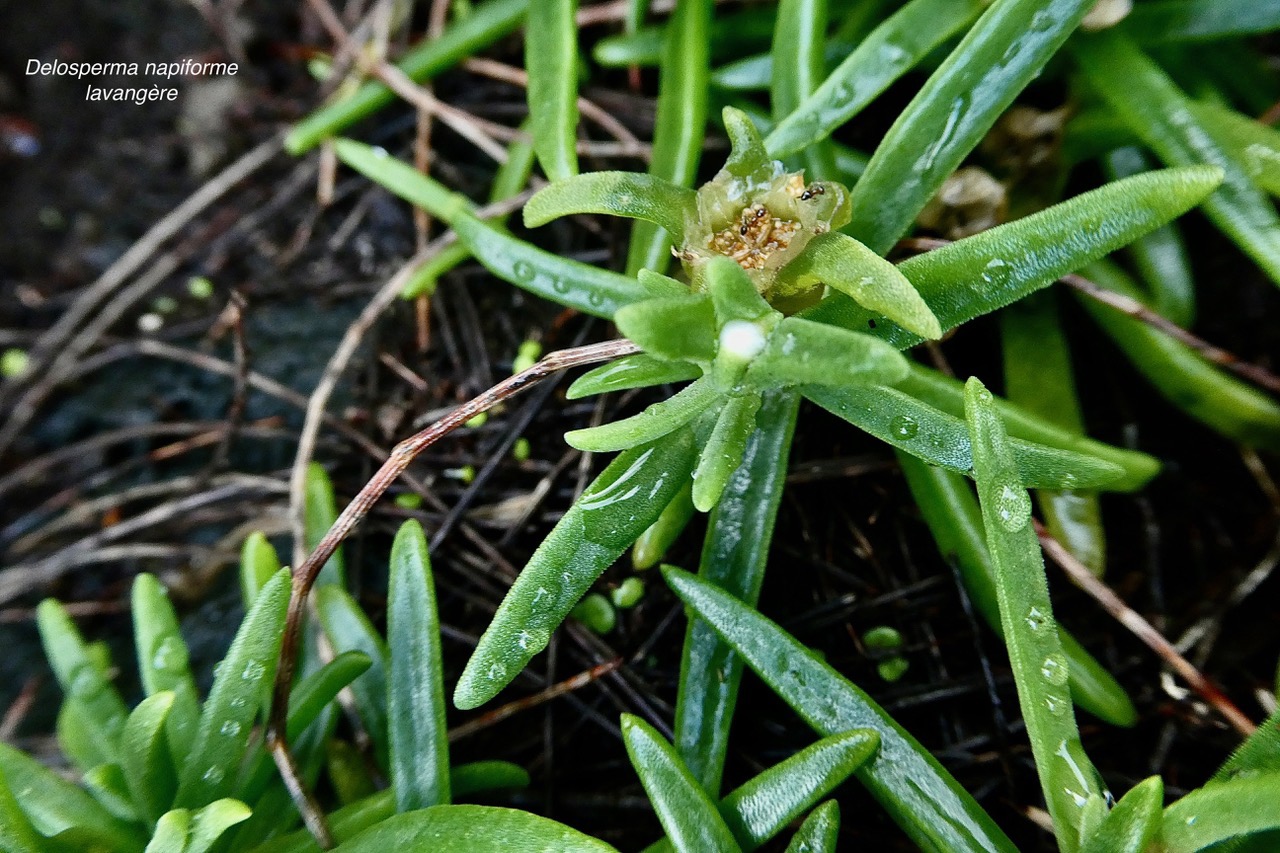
[622,715,743,853]
[633,481,698,570]
[1073,32,1280,287]
[803,383,1128,490]
[784,801,840,853]
[615,294,717,364]
[0,742,144,850]
[57,696,112,774]
[1163,774,1280,852]
[845,0,1095,253]
[523,173,697,240]
[83,763,138,822]
[317,586,391,770]
[765,0,985,158]
[661,566,1018,853]
[965,376,1101,852]
[566,377,719,453]
[1122,0,1280,43]
[691,392,762,512]
[1080,776,1163,853]
[240,532,282,609]
[624,0,710,276]
[746,316,909,391]
[456,430,699,709]
[567,355,702,401]
[1188,100,1280,198]
[388,520,451,811]
[525,0,578,181]
[334,140,679,318]
[450,761,532,799]
[0,768,42,853]
[132,573,200,763]
[778,232,940,339]
[146,809,190,853]
[120,691,178,826]
[806,166,1224,350]
[455,208,684,318]
[1078,261,1280,453]
[770,0,837,179]
[722,107,770,178]
[175,568,290,807]
[1212,706,1280,784]
[288,651,372,742]
[236,651,373,808]
[333,805,618,852]
[674,392,799,789]
[37,599,128,765]
[305,462,345,587]
[706,255,772,323]
[186,799,252,853]
[716,731,874,849]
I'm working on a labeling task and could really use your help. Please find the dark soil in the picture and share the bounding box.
[2,3,1278,851]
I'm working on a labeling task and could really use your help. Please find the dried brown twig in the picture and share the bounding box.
[267,337,640,846]
[1035,520,1257,736]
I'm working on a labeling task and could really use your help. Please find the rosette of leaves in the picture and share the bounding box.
[563,254,920,513]
[526,108,942,336]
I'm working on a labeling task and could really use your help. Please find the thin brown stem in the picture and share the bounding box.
[267,337,640,847]
[1035,520,1257,736]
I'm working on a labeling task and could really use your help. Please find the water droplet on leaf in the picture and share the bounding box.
[890,414,918,440]
[1040,653,1069,686]
[994,482,1032,531]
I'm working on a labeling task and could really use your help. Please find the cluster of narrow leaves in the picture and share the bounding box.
[278,0,1280,847]
[2,568,293,852]
[15,0,1280,851]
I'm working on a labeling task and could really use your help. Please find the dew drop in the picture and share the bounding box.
[1045,693,1068,716]
[220,720,242,737]
[915,96,967,173]
[878,43,908,67]
[151,636,188,673]
[512,260,535,282]
[1025,606,1048,633]
[1040,653,1069,686]
[551,277,571,294]
[241,660,266,681]
[69,666,103,700]
[587,290,605,307]
[1185,816,1198,826]
[980,258,1012,288]
[202,766,226,785]
[890,414,919,440]
[994,482,1032,531]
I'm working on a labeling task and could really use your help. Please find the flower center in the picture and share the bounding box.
[708,205,801,270]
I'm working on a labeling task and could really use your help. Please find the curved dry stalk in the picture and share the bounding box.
[1035,520,1257,736]
[267,337,640,847]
